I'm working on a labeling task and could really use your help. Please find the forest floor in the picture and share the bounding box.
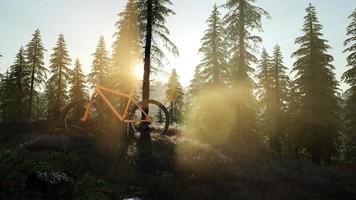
[0,121,356,200]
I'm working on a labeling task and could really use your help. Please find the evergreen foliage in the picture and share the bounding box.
[137,0,178,167]
[197,5,229,88]
[112,0,141,89]
[188,4,230,111]
[256,48,273,113]
[137,0,178,71]
[224,0,270,139]
[47,34,71,119]
[166,69,184,124]
[89,36,110,87]
[256,48,273,142]
[25,29,47,119]
[6,48,28,121]
[342,9,356,163]
[291,4,340,164]
[268,45,290,154]
[188,66,204,99]
[0,1,355,166]
[0,48,28,122]
[69,59,87,103]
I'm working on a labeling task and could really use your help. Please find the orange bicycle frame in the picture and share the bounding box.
[81,85,151,124]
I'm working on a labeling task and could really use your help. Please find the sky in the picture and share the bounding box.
[0,0,355,91]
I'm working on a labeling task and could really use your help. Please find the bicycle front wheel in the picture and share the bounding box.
[61,99,102,131]
[129,100,169,135]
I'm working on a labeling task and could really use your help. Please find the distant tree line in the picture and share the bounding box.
[188,2,356,165]
[0,30,87,122]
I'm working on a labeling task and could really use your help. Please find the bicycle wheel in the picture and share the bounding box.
[61,99,102,131]
[129,100,170,135]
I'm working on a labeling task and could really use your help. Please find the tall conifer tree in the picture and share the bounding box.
[188,66,204,98]
[68,59,88,120]
[47,34,71,119]
[224,0,270,140]
[256,48,273,141]
[271,45,289,114]
[292,4,340,164]
[69,59,87,103]
[269,45,290,154]
[256,48,272,114]
[137,0,178,168]
[1,48,28,122]
[166,69,184,124]
[89,36,110,87]
[112,0,141,88]
[197,5,229,89]
[112,0,142,125]
[342,9,356,162]
[25,29,46,119]
[137,0,178,114]
[0,71,11,120]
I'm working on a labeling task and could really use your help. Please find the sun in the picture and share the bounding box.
[135,63,144,80]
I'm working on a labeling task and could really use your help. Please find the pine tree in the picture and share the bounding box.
[342,9,356,163]
[188,66,204,99]
[112,0,141,88]
[0,71,11,121]
[291,4,340,164]
[69,59,88,120]
[197,5,229,88]
[256,48,273,141]
[224,0,270,139]
[10,47,28,121]
[25,29,47,119]
[138,0,178,73]
[138,0,178,108]
[47,34,71,119]
[70,59,87,103]
[269,45,290,154]
[112,0,142,123]
[271,45,289,113]
[256,48,273,115]
[256,46,290,154]
[166,69,184,125]
[137,0,178,165]
[89,36,110,87]
[0,72,4,119]
[0,48,28,122]
[285,80,303,158]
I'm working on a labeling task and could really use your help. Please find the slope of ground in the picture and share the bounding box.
[0,122,355,200]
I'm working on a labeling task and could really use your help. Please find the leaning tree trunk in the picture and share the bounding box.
[138,0,154,171]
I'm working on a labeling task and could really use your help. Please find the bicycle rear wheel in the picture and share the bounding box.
[129,100,169,135]
[61,99,102,131]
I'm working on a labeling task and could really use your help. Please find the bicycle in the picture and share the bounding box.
[61,84,170,135]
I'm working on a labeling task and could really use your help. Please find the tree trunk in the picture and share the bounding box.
[142,0,153,110]
[138,0,154,171]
